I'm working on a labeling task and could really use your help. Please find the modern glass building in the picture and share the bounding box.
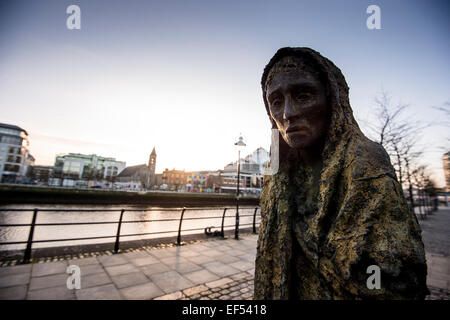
[0,123,34,183]
[50,153,126,187]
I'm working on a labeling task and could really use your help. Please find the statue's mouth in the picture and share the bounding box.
[286,125,309,134]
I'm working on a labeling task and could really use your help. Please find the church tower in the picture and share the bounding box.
[148,147,157,186]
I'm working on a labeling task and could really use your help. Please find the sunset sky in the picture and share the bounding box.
[0,0,448,186]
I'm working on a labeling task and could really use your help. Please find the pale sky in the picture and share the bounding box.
[0,0,449,186]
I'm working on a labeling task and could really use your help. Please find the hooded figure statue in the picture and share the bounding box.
[254,47,428,300]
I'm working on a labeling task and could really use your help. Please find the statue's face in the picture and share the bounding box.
[266,70,329,150]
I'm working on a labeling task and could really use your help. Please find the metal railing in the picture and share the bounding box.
[0,207,261,264]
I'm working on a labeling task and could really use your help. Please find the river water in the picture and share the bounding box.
[0,204,260,251]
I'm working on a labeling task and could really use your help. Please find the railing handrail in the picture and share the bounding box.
[0,206,261,264]
[0,207,245,212]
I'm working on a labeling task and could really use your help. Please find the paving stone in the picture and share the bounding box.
[31,261,67,277]
[242,292,253,299]
[105,263,139,276]
[200,250,224,258]
[150,271,194,294]
[217,244,235,251]
[148,249,177,259]
[229,261,254,272]
[186,254,217,265]
[76,284,122,300]
[79,263,104,276]
[111,272,149,289]
[226,249,247,257]
[177,249,200,258]
[27,286,75,300]
[120,282,164,300]
[160,256,191,267]
[0,285,27,300]
[140,263,171,277]
[215,254,241,264]
[183,269,220,285]
[129,256,160,267]
[0,273,30,288]
[182,285,208,296]
[428,277,449,291]
[202,261,240,277]
[239,254,256,262]
[231,272,251,281]
[29,273,67,291]
[229,291,240,297]
[97,254,128,267]
[185,244,210,252]
[122,251,150,260]
[0,264,32,277]
[154,290,184,300]
[81,271,112,289]
[209,292,220,299]
[173,262,203,275]
[68,257,99,266]
[205,277,233,288]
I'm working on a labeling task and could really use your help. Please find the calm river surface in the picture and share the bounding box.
[0,204,260,251]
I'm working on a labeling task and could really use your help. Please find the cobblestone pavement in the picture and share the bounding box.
[0,208,448,300]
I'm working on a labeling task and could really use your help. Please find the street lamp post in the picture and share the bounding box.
[234,135,246,240]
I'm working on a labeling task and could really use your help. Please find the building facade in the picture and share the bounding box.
[29,165,53,184]
[116,148,157,190]
[443,151,450,192]
[50,153,126,187]
[0,123,34,183]
[219,147,268,194]
[161,169,189,191]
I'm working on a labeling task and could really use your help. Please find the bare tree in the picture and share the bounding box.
[366,90,430,212]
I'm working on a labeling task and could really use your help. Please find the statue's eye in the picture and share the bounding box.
[295,92,311,101]
[270,97,283,108]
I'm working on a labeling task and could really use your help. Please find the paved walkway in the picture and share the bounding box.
[0,234,257,300]
[419,206,450,299]
[0,208,448,300]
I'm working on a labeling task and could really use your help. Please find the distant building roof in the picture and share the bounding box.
[117,164,147,177]
[0,123,28,135]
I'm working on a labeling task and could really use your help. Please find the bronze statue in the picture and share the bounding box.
[254,47,428,299]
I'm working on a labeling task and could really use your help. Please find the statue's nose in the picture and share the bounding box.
[283,96,298,121]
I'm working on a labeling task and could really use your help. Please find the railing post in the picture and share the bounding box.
[177,208,186,246]
[220,208,227,238]
[114,209,125,254]
[252,207,258,234]
[23,208,38,264]
[235,197,240,240]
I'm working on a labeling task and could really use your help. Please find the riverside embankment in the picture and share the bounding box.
[0,185,260,206]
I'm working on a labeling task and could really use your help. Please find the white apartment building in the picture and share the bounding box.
[0,123,34,183]
[50,153,126,187]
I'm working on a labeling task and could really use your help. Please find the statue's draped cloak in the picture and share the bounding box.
[254,47,428,299]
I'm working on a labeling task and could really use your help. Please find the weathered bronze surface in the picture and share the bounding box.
[254,47,428,299]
